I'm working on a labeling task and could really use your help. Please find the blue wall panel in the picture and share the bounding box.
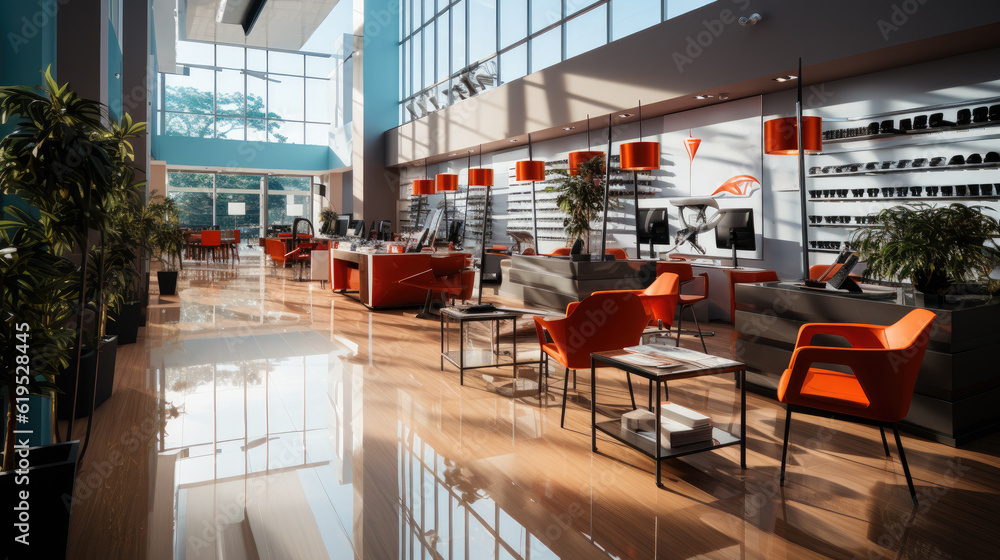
[154,136,344,171]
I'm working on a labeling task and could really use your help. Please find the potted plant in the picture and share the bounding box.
[0,207,80,558]
[851,203,1000,298]
[319,207,337,236]
[145,193,185,295]
[546,155,613,255]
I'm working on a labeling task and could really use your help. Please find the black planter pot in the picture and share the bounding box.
[56,336,118,420]
[107,300,140,344]
[157,270,178,296]
[0,441,79,559]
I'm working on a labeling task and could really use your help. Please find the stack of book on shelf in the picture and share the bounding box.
[658,402,713,448]
[624,402,713,449]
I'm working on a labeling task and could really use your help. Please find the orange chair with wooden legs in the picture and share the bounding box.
[777,309,936,506]
[200,230,222,262]
[533,292,649,428]
[727,269,779,322]
[656,262,711,352]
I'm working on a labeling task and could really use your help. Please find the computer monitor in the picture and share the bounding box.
[268,224,291,236]
[637,208,671,258]
[377,220,392,241]
[333,214,352,237]
[715,208,755,267]
[350,220,367,238]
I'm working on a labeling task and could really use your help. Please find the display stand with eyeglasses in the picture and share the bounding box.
[804,95,1000,254]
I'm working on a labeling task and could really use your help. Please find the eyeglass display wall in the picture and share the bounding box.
[805,83,1000,258]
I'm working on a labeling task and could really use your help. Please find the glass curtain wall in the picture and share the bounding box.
[158,42,334,145]
[399,0,714,123]
[167,172,313,239]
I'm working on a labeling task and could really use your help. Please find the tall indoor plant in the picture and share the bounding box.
[144,193,185,295]
[546,155,610,252]
[851,203,1000,295]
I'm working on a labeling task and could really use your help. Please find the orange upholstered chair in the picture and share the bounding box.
[398,254,475,319]
[200,229,222,262]
[777,309,936,505]
[590,272,680,330]
[533,292,649,427]
[547,247,572,256]
[728,270,779,322]
[605,248,629,260]
[656,262,710,352]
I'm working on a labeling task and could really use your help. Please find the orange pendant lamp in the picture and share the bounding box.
[515,133,545,181]
[620,101,660,171]
[435,173,458,192]
[412,178,435,195]
[568,114,604,176]
[468,144,494,186]
[764,116,823,155]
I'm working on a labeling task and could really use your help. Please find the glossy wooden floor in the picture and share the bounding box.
[61,252,1000,559]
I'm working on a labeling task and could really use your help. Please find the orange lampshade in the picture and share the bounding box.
[435,173,458,192]
[468,168,494,186]
[620,141,660,171]
[412,178,435,195]
[567,151,604,176]
[764,116,823,155]
[515,160,545,181]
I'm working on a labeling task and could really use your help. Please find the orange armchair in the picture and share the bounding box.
[605,248,629,260]
[547,247,572,256]
[777,309,936,505]
[657,262,711,352]
[728,269,779,322]
[398,254,475,319]
[533,292,649,427]
[588,272,680,330]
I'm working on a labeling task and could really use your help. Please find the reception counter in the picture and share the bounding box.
[331,249,470,309]
[734,282,1000,446]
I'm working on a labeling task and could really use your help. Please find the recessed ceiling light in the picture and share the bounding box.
[509,139,519,142]
[773,75,797,82]
[618,113,634,118]
[693,94,714,100]
[563,126,575,131]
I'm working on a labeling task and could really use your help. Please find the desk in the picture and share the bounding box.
[440,307,541,385]
[331,249,471,309]
[591,349,746,488]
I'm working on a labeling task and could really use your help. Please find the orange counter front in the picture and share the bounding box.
[330,248,470,309]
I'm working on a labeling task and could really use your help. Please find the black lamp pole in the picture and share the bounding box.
[600,114,612,258]
[796,58,810,279]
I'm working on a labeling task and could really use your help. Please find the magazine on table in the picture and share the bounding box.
[624,344,740,369]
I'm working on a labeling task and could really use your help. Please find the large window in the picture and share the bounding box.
[158,43,333,145]
[399,0,715,123]
[166,172,314,239]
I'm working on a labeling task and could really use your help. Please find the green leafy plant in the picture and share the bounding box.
[0,207,77,471]
[144,193,185,272]
[545,155,613,251]
[850,203,1000,293]
[319,207,337,235]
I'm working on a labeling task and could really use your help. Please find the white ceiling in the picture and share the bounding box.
[181,0,341,51]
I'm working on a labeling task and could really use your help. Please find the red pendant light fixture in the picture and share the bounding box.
[412,178,435,195]
[515,133,545,182]
[568,114,604,176]
[468,144,494,187]
[762,58,823,279]
[764,116,822,155]
[620,101,660,171]
[435,173,458,192]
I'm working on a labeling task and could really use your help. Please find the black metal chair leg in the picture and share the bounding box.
[626,373,636,410]
[691,309,708,353]
[560,367,570,428]
[893,426,918,506]
[675,308,684,347]
[880,426,891,457]
[780,407,792,486]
